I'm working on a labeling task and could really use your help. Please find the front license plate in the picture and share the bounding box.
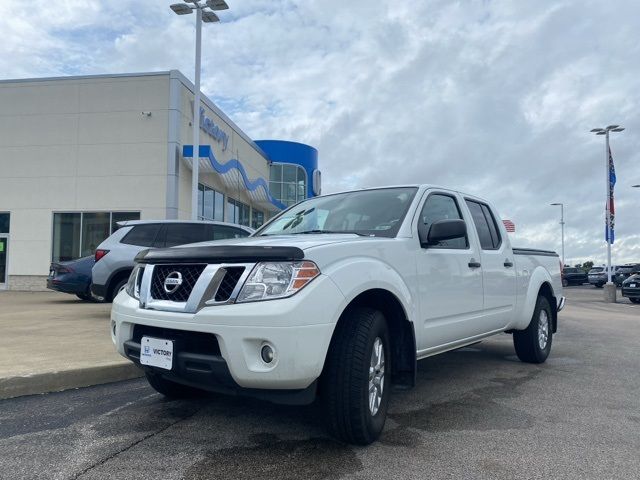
[140,337,173,370]
[630,283,637,288]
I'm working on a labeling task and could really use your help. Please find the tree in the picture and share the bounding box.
[580,261,594,272]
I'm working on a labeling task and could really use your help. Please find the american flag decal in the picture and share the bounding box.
[502,219,515,232]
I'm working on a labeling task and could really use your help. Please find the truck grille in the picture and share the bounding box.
[150,264,206,302]
[214,267,245,302]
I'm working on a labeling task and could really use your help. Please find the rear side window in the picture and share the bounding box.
[212,225,250,240]
[164,223,210,248]
[564,268,578,273]
[419,194,468,249]
[121,224,162,247]
[466,201,502,250]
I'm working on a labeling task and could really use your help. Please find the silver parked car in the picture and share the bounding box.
[91,220,253,301]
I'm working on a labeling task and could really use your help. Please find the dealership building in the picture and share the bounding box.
[0,70,320,290]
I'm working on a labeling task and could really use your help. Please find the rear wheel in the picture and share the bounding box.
[323,307,391,445]
[513,296,553,364]
[144,371,205,398]
[562,278,569,287]
[630,298,640,304]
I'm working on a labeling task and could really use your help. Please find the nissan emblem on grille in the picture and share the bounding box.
[163,271,183,294]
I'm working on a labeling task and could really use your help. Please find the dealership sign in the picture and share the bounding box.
[199,107,229,151]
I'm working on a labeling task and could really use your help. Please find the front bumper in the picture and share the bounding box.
[621,286,640,298]
[111,274,344,392]
[588,276,606,285]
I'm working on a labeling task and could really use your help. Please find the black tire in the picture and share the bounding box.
[595,284,604,288]
[513,296,553,364]
[108,277,129,302]
[630,298,640,304]
[322,307,390,445]
[562,278,569,287]
[144,371,204,398]
[76,292,94,302]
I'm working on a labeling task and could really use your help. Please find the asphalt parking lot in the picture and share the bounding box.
[0,285,638,480]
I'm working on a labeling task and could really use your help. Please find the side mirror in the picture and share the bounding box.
[419,219,466,248]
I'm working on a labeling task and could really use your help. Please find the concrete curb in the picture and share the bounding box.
[0,363,143,400]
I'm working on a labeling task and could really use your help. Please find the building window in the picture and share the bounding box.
[226,198,250,226]
[252,210,264,229]
[197,183,224,221]
[0,213,9,233]
[269,163,307,207]
[52,211,140,262]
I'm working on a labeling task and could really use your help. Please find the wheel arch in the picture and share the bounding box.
[325,288,417,389]
[106,268,132,301]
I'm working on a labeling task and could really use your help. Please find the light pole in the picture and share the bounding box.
[170,0,229,220]
[550,203,565,266]
[590,124,624,302]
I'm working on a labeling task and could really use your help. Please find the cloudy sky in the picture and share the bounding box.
[2,0,639,265]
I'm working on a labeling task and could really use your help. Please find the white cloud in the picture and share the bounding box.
[1,0,639,264]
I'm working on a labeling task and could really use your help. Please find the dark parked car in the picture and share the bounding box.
[561,267,588,286]
[47,256,95,301]
[621,273,640,304]
[614,264,640,287]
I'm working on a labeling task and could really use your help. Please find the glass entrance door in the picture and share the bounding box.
[0,236,7,287]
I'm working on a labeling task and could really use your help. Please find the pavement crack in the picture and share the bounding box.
[69,405,202,480]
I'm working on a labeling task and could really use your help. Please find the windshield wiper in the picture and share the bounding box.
[296,230,367,236]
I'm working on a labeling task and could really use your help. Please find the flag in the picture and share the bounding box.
[502,219,516,232]
[606,146,616,244]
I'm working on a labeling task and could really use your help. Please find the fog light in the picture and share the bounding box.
[260,344,274,363]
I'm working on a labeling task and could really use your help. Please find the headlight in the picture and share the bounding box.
[236,261,320,303]
[125,265,144,299]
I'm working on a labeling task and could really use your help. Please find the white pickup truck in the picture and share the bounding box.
[111,185,564,444]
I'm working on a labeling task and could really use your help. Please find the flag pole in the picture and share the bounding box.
[605,130,612,284]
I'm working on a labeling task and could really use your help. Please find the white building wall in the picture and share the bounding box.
[0,73,172,286]
[0,71,280,290]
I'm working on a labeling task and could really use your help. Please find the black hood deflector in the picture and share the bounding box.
[135,245,305,265]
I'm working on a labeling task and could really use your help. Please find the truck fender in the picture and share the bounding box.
[323,258,415,321]
[513,265,556,331]
[322,258,417,388]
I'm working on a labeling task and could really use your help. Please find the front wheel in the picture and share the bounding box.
[562,278,569,287]
[322,307,390,445]
[513,296,553,364]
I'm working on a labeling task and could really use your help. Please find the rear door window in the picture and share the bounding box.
[466,200,501,250]
[164,223,210,247]
[120,224,162,247]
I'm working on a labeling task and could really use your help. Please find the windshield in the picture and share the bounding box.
[257,187,418,238]
[589,268,604,273]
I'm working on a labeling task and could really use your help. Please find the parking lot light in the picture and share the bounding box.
[170,0,230,220]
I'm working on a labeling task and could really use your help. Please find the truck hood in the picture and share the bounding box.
[182,233,373,251]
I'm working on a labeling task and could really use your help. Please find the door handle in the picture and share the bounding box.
[468,261,481,269]
[504,260,514,268]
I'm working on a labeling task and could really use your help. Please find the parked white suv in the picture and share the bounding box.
[92,220,252,301]
[111,186,564,444]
